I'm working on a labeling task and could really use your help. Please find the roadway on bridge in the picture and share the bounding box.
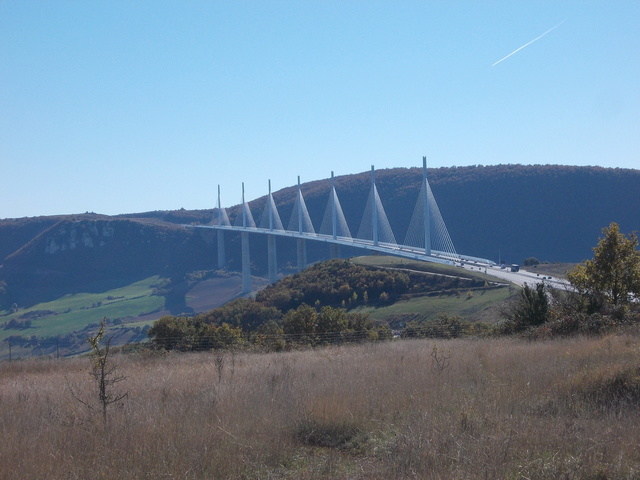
[192,223,572,289]
[464,263,571,290]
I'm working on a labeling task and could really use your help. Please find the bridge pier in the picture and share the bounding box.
[217,230,225,269]
[267,235,277,283]
[296,238,307,272]
[330,243,340,259]
[241,232,251,294]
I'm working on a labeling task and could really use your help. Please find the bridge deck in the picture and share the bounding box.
[187,224,495,267]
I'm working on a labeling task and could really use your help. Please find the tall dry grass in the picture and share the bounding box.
[2,331,640,479]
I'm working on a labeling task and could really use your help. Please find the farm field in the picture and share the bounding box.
[0,276,166,359]
[0,273,268,359]
[2,331,640,479]
[0,276,165,336]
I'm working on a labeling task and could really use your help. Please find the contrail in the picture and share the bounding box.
[492,20,565,67]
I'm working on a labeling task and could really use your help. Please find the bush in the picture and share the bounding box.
[523,310,631,339]
[296,419,369,451]
[566,365,640,413]
[523,257,541,266]
[402,314,481,339]
[500,282,549,333]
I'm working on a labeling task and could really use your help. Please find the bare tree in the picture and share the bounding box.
[70,318,127,426]
[431,344,451,374]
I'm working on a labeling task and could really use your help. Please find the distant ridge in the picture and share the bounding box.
[215,163,640,265]
[1,164,639,309]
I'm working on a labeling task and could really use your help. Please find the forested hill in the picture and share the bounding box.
[1,164,639,309]
[221,164,640,265]
[435,164,640,263]
[386,164,640,264]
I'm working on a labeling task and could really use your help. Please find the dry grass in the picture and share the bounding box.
[2,332,640,479]
[526,262,578,279]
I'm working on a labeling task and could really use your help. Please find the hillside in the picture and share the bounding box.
[2,164,639,313]
[257,163,640,265]
[0,215,217,308]
[127,163,640,267]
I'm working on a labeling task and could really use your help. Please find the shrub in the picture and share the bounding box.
[296,419,369,452]
[526,312,622,339]
[402,314,478,339]
[500,282,549,333]
[565,365,640,413]
[523,257,541,266]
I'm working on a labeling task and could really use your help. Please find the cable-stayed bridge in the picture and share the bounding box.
[188,157,495,293]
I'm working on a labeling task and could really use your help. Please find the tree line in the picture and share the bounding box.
[147,222,640,350]
[147,259,483,351]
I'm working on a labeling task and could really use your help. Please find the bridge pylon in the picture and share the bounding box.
[320,171,351,259]
[329,172,340,259]
[422,156,431,256]
[403,156,457,259]
[240,182,252,294]
[289,176,313,272]
[266,180,278,283]
[356,165,396,245]
[216,185,227,269]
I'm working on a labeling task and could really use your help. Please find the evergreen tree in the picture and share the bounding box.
[501,282,549,332]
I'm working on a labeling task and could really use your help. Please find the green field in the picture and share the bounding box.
[351,255,497,282]
[360,285,513,322]
[0,276,166,341]
[351,255,515,322]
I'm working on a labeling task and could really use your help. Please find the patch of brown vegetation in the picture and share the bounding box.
[2,332,640,478]
[527,262,578,279]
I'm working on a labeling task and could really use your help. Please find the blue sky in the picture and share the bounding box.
[1,1,638,219]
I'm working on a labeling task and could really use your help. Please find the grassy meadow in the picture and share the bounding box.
[0,276,166,359]
[2,331,640,479]
[0,276,164,336]
[361,285,513,322]
[352,255,497,281]
[352,255,515,323]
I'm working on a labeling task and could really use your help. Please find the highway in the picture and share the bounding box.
[188,224,479,267]
[462,263,571,290]
[189,224,572,290]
